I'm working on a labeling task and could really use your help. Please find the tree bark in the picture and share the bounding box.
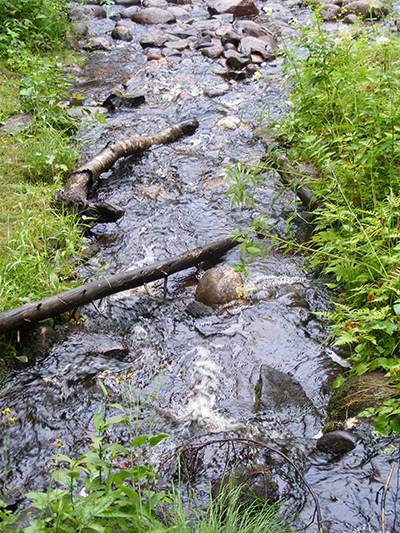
[54,118,199,222]
[0,236,239,335]
[261,149,320,211]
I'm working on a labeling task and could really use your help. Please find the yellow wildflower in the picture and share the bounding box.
[57,444,64,448]
[116,375,125,381]
[55,438,62,442]
[51,462,57,466]
[2,408,11,415]
[127,372,133,378]
[8,417,16,425]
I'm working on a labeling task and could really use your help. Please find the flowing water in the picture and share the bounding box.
[1,1,400,532]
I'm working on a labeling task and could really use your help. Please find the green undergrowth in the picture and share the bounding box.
[226,19,400,434]
[0,380,292,533]
[0,1,88,368]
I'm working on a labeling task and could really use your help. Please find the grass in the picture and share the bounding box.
[0,2,88,369]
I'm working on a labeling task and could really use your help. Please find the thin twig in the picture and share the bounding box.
[382,463,395,533]
[159,436,324,533]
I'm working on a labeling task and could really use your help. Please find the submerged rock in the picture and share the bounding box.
[212,464,280,505]
[195,266,243,306]
[254,365,321,437]
[111,25,133,41]
[19,324,60,364]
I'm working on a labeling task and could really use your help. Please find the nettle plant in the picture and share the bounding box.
[225,21,400,433]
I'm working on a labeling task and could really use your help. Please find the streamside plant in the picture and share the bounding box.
[225,20,400,434]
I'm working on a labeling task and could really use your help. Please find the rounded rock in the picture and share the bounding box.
[195,266,243,306]
[317,431,356,455]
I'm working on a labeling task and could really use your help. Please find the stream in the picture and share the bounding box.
[1,0,400,531]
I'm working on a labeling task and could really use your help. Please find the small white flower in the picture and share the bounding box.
[289,17,299,28]
[376,36,390,46]
[263,6,272,16]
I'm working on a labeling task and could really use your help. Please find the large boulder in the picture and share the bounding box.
[239,36,275,60]
[208,0,259,17]
[132,8,176,24]
[340,0,389,19]
[195,267,243,306]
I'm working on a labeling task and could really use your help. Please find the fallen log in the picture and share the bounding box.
[54,118,199,222]
[0,236,239,335]
[261,149,320,211]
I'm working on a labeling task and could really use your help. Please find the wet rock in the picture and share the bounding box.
[135,184,168,200]
[132,7,176,24]
[208,0,259,17]
[85,36,113,51]
[66,31,80,50]
[216,25,241,46]
[327,373,397,422]
[164,38,191,51]
[1,114,32,134]
[116,19,137,29]
[120,6,141,17]
[201,44,225,59]
[140,33,170,47]
[194,35,213,49]
[111,25,133,41]
[73,22,89,37]
[342,12,361,23]
[167,5,191,17]
[212,465,280,505]
[316,431,356,455]
[115,0,141,4]
[319,3,342,20]
[255,365,321,437]
[185,301,214,318]
[103,90,145,110]
[239,36,275,60]
[250,53,263,64]
[203,83,230,97]
[19,324,60,363]
[195,266,243,306]
[147,52,163,60]
[341,0,389,18]
[265,2,294,22]
[69,4,106,21]
[216,116,246,129]
[235,19,274,40]
[224,49,250,69]
[168,0,191,4]
[143,0,169,6]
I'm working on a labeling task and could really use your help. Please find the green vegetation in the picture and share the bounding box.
[226,20,400,434]
[0,381,291,532]
[0,0,88,367]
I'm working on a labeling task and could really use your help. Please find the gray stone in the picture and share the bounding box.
[218,26,241,46]
[132,7,176,24]
[167,6,190,17]
[84,36,113,51]
[201,44,225,59]
[255,365,322,437]
[143,0,169,6]
[265,3,294,22]
[73,22,89,37]
[120,6,141,17]
[320,3,342,20]
[111,25,133,41]
[224,49,250,69]
[204,83,230,97]
[140,33,170,47]
[116,19,137,29]
[164,38,191,50]
[185,301,214,318]
[69,5,106,21]
[1,114,33,134]
[239,36,275,59]
[235,19,274,40]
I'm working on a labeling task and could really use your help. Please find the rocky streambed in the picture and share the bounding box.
[2,0,400,531]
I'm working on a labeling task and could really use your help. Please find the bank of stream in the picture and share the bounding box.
[1,0,400,531]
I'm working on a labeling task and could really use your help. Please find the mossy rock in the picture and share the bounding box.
[195,266,244,307]
[327,373,398,422]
